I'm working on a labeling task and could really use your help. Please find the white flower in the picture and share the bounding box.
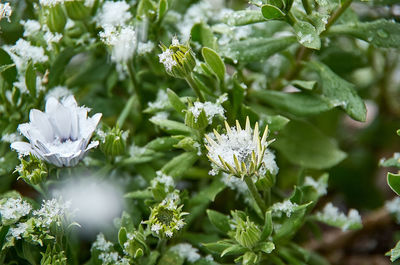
[95,1,132,28]
[33,198,72,228]
[92,233,113,252]
[99,25,136,64]
[0,197,32,223]
[151,171,175,191]
[9,222,28,239]
[11,95,102,167]
[0,2,12,22]
[205,117,272,178]
[158,49,177,71]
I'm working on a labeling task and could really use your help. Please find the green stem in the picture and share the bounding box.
[244,175,267,213]
[324,0,354,30]
[127,60,141,107]
[185,74,205,102]
[117,95,136,128]
[302,0,312,15]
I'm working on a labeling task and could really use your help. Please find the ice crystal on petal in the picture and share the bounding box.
[11,95,102,167]
[9,39,48,68]
[21,20,41,37]
[152,171,175,191]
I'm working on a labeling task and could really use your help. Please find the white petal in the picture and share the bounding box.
[48,105,72,141]
[18,124,46,143]
[29,109,54,141]
[45,97,60,113]
[61,95,78,108]
[81,113,102,140]
[43,153,63,167]
[10,142,32,156]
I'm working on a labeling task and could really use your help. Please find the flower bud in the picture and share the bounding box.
[185,101,208,130]
[15,154,48,186]
[145,192,187,239]
[45,4,67,33]
[64,1,91,20]
[232,211,261,249]
[158,37,196,79]
[99,127,128,157]
[119,226,147,259]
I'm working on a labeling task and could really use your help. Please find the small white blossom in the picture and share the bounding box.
[33,198,72,228]
[0,197,32,223]
[151,223,162,234]
[11,95,102,167]
[272,200,298,217]
[165,230,173,237]
[170,243,201,262]
[95,1,132,28]
[9,222,28,239]
[43,30,63,50]
[158,49,177,71]
[21,20,41,37]
[0,2,12,22]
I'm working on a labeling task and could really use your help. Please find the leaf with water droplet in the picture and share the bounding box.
[327,19,400,48]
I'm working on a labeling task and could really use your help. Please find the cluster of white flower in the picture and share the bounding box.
[11,95,102,167]
[304,176,327,196]
[92,233,129,265]
[99,25,136,64]
[33,198,72,228]
[151,171,175,191]
[0,197,32,224]
[0,2,12,22]
[386,197,400,223]
[272,200,299,218]
[158,49,177,72]
[170,243,201,263]
[9,222,28,239]
[95,1,132,28]
[316,203,362,231]
[189,100,226,124]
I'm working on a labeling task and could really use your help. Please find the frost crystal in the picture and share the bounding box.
[99,26,136,64]
[95,1,132,28]
[152,171,175,191]
[222,173,248,195]
[272,200,298,217]
[315,203,362,231]
[0,3,12,22]
[304,176,327,196]
[33,198,72,228]
[386,197,400,223]
[0,197,31,223]
[170,243,201,262]
[9,39,48,66]
[9,222,28,239]
[11,95,102,167]
[21,20,41,37]
[158,49,177,71]
[189,101,225,124]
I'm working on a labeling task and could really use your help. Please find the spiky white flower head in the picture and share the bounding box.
[11,95,102,167]
[95,1,132,28]
[205,117,273,178]
[0,2,12,22]
[99,25,137,64]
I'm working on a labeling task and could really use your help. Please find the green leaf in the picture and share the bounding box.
[390,240,400,262]
[206,210,231,234]
[145,136,180,151]
[190,178,226,204]
[274,202,312,240]
[260,211,273,241]
[25,62,36,97]
[328,19,400,48]
[124,190,152,199]
[156,0,168,22]
[380,154,400,168]
[253,90,332,116]
[48,48,76,88]
[261,5,286,20]
[191,23,217,50]
[307,61,366,122]
[150,119,195,135]
[388,172,400,196]
[273,120,347,169]
[0,48,17,85]
[220,36,297,63]
[118,227,128,246]
[290,80,317,90]
[223,10,266,26]
[137,0,157,19]
[203,240,236,254]
[256,242,275,254]
[161,152,198,178]
[221,244,247,257]
[202,47,225,81]
[167,88,186,115]
[0,64,15,73]
[157,250,184,265]
[293,21,321,50]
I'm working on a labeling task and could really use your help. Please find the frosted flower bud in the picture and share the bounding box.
[64,0,91,20]
[145,193,188,239]
[15,154,48,185]
[205,117,273,178]
[99,126,128,157]
[159,36,196,79]
[120,226,147,259]
[11,95,102,167]
[231,211,261,249]
[44,3,67,33]
[0,3,12,22]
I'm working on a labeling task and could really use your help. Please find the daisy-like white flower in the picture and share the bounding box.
[205,117,273,178]
[11,95,102,167]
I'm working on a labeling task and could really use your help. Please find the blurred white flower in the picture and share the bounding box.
[11,95,102,167]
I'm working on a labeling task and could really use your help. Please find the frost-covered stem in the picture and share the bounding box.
[127,60,141,107]
[185,74,205,102]
[244,175,267,213]
[325,0,353,30]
